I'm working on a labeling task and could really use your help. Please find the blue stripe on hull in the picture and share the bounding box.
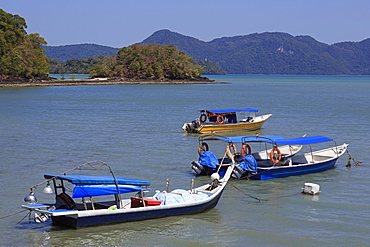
[52,190,223,228]
[250,159,338,180]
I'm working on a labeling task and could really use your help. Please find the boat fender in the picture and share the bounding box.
[200,113,207,123]
[226,143,236,159]
[240,144,252,157]
[198,142,209,154]
[216,115,224,124]
[270,147,282,164]
[211,172,220,182]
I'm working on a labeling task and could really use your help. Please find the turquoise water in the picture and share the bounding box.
[0,75,369,246]
[49,74,90,80]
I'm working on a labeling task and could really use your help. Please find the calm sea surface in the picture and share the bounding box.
[0,75,369,246]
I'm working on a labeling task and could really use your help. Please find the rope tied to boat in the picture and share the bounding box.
[1,210,32,229]
[346,150,362,167]
[230,182,301,202]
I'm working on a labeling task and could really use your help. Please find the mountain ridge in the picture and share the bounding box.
[44,30,370,75]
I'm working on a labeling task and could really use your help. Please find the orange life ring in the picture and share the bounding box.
[270,147,282,164]
[240,144,252,157]
[226,143,236,159]
[216,115,224,124]
[199,113,207,123]
[198,142,209,155]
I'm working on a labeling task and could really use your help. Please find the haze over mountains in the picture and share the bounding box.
[44,30,370,75]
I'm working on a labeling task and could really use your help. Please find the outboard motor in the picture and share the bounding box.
[192,119,200,128]
[232,155,258,179]
[232,165,249,179]
[191,161,205,175]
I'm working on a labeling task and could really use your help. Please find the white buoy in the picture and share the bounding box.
[211,173,220,182]
[302,183,320,195]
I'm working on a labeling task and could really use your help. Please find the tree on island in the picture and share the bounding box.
[90,43,204,79]
[0,9,49,80]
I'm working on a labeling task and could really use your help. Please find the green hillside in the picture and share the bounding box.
[142,30,370,75]
[42,29,370,75]
[43,44,119,62]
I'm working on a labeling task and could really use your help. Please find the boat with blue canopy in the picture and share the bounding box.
[22,160,234,228]
[231,135,348,180]
[191,134,304,176]
[182,108,272,133]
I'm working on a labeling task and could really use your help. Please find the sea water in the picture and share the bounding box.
[0,75,369,246]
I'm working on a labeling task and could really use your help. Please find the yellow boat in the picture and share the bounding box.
[182,108,272,134]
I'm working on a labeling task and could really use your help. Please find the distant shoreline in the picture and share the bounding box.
[0,77,227,87]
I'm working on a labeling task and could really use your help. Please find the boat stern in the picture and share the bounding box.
[182,120,201,133]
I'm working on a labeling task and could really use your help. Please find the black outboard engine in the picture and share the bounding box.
[232,165,249,179]
[191,161,205,175]
[192,119,200,128]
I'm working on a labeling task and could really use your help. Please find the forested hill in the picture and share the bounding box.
[43,44,119,62]
[43,30,370,75]
[142,29,370,75]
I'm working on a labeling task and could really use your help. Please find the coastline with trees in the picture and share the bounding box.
[0,9,219,87]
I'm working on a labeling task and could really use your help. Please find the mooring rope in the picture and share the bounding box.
[346,150,362,167]
[0,210,28,220]
[2,210,32,229]
[230,183,301,202]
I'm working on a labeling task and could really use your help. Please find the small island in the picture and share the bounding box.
[0,9,223,87]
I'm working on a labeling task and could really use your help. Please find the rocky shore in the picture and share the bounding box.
[0,77,227,87]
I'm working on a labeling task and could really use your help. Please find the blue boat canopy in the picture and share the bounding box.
[72,184,145,198]
[43,174,151,186]
[273,136,333,145]
[205,108,259,114]
[242,135,333,145]
[202,135,285,143]
[201,135,333,145]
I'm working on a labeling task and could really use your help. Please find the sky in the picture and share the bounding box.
[2,0,370,48]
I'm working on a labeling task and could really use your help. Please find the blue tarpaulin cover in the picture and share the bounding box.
[44,174,151,186]
[198,151,219,168]
[72,184,144,198]
[239,155,258,173]
[206,108,258,114]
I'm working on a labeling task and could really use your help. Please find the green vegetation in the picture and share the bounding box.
[90,44,203,79]
[0,9,49,80]
[193,59,226,74]
[49,56,105,74]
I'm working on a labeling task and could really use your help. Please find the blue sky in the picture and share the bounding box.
[2,0,369,48]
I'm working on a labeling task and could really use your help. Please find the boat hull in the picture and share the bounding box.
[185,114,272,133]
[51,188,224,228]
[53,197,221,228]
[249,158,339,180]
